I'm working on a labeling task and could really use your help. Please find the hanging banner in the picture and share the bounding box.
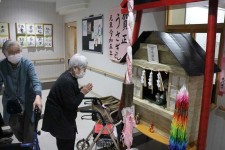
[108,7,129,62]
[219,52,225,95]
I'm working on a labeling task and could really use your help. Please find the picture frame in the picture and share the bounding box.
[35,24,43,35]
[44,36,52,47]
[17,36,27,47]
[26,24,35,35]
[0,36,9,48]
[0,22,10,48]
[16,23,26,34]
[36,36,44,47]
[0,22,9,36]
[27,36,36,47]
[44,24,52,36]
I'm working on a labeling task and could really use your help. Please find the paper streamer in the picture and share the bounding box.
[125,0,134,84]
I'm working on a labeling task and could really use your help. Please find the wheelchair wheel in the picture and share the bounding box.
[76,139,90,150]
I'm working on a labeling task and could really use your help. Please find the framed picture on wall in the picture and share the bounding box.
[0,22,10,48]
[0,36,9,48]
[44,36,52,47]
[16,23,26,34]
[27,36,36,47]
[36,36,44,47]
[0,22,9,36]
[26,24,35,35]
[35,24,43,35]
[17,36,27,47]
[44,24,52,36]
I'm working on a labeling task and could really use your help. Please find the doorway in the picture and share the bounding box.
[65,21,77,69]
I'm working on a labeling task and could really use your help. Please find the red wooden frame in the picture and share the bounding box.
[121,0,204,14]
[120,0,218,150]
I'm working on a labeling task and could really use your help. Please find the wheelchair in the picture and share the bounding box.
[0,107,41,150]
[76,97,122,150]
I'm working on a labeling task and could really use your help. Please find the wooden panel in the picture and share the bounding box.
[135,123,169,145]
[145,33,165,44]
[140,43,168,52]
[165,24,224,33]
[133,48,148,60]
[134,97,173,120]
[135,123,197,150]
[159,51,181,66]
[135,43,181,66]
[133,59,187,76]
[135,104,171,138]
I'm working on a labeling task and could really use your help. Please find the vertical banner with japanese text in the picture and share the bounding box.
[219,51,225,95]
[108,7,129,62]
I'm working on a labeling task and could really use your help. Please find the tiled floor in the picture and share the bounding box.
[1,89,168,150]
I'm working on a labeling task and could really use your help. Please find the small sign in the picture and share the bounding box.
[147,44,159,63]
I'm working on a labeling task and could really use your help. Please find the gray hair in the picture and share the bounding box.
[2,40,22,56]
[68,53,88,69]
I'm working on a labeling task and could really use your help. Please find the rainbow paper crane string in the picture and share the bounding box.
[169,85,189,150]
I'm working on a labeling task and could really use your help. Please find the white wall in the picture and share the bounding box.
[64,0,165,99]
[0,0,65,81]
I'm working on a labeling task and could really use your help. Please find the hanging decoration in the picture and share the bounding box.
[121,106,136,150]
[120,1,136,150]
[156,72,164,91]
[169,85,189,150]
[148,70,153,92]
[141,70,147,87]
[125,0,134,84]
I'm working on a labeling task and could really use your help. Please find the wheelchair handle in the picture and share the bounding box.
[84,100,92,105]
[83,97,103,105]
[79,109,106,125]
[34,107,41,129]
[81,115,92,120]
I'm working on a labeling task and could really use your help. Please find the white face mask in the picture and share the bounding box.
[76,71,86,78]
[7,53,22,64]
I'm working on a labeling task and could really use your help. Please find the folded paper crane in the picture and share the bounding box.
[169,85,189,150]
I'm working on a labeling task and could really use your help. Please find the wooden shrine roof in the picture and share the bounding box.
[132,31,220,76]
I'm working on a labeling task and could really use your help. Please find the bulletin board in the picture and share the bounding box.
[82,15,103,53]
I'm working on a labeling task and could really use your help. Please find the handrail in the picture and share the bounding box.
[39,77,59,82]
[32,58,65,64]
[87,66,124,82]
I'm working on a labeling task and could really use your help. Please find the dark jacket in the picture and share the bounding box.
[42,70,84,139]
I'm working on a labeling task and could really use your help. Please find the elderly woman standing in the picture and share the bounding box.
[0,40,42,143]
[42,53,93,150]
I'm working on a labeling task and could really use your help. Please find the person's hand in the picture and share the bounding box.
[33,95,42,111]
[80,83,93,95]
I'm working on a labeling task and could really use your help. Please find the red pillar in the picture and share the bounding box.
[197,0,218,149]
[132,10,143,44]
